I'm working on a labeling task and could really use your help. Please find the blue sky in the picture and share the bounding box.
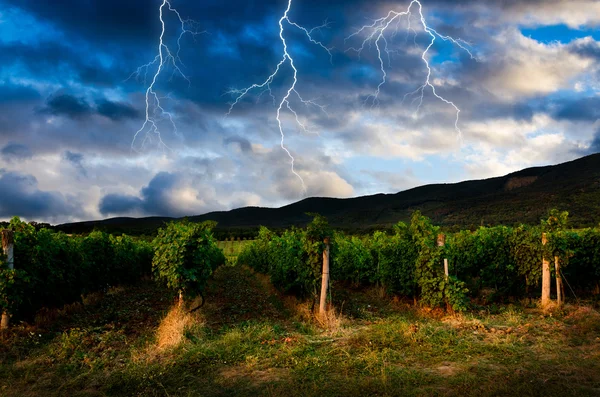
[0,0,599,223]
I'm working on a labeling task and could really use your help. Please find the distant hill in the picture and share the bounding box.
[56,153,600,236]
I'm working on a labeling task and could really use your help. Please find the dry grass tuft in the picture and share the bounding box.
[540,300,561,314]
[315,305,346,332]
[156,305,196,350]
[133,304,202,363]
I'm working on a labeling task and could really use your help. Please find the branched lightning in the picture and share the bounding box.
[226,0,332,194]
[345,0,476,140]
[130,0,206,152]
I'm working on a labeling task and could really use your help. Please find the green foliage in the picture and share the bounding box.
[0,217,152,320]
[371,224,417,296]
[409,211,465,309]
[152,221,225,298]
[268,228,308,296]
[509,225,543,289]
[239,212,469,310]
[542,209,569,233]
[331,223,419,296]
[444,276,470,311]
[237,209,600,310]
[559,228,600,291]
[541,209,572,276]
[332,232,374,285]
[447,226,518,298]
[409,211,441,305]
[238,215,332,299]
[236,227,273,274]
[0,254,28,314]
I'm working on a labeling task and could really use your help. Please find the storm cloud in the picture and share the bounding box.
[0,171,80,220]
[0,0,599,223]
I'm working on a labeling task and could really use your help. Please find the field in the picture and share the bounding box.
[2,215,600,396]
[1,263,599,397]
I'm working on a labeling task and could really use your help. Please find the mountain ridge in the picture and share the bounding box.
[56,153,600,235]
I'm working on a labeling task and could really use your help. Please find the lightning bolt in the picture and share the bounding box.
[226,0,332,194]
[345,0,476,140]
[130,0,206,152]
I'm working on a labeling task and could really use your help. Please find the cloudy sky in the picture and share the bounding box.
[0,0,599,224]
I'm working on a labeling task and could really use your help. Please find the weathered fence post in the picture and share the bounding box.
[319,237,330,318]
[555,256,563,306]
[438,233,450,311]
[437,234,449,279]
[1,229,15,330]
[541,233,551,308]
[178,290,184,308]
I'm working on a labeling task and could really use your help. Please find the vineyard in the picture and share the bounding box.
[0,218,224,324]
[238,211,600,310]
[0,211,599,396]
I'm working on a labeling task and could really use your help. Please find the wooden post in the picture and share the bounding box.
[555,256,563,306]
[178,290,184,308]
[541,233,551,308]
[1,229,14,330]
[319,237,330,318]
[437,234,448,279]
[438,233,450,310]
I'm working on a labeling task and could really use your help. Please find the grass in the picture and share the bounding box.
[1,265,599,396]
[216,240,255,262]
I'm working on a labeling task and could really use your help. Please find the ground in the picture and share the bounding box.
[1,264,599,396]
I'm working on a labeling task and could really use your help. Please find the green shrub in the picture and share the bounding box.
[371,225,417,296]
[411,211,469,310]
[0,254,28,315]
[1,217,153,320]
[509,225,543,292]
[332,232,375,285]
[447,226,518,299]
[237,215,332,300]
[152,221,225,299]
[237,226,273,274]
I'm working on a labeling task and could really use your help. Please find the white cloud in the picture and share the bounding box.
[505,0,600,28]
[483,30,594,100]
[464,114,554,147]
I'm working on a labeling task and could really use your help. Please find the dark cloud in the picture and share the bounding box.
[0,171,79,219]
[34,92,138,123]
[2,0,156,44]
[588,128,600,154]
[139,172,180,215]
[63,151,87,177]
[42,94,92,119]
[224,136,253,153]
[96,99,139,121]
[554,97,600,122]
[0,84,41,104]
[99,172,183,217]
[570,38,600,59]
[1,0,599,224]
[99,194,143,215]
[0,42,128,89]
[1,143,33,162]
[64,151,83,164]
[470,100,535,121]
